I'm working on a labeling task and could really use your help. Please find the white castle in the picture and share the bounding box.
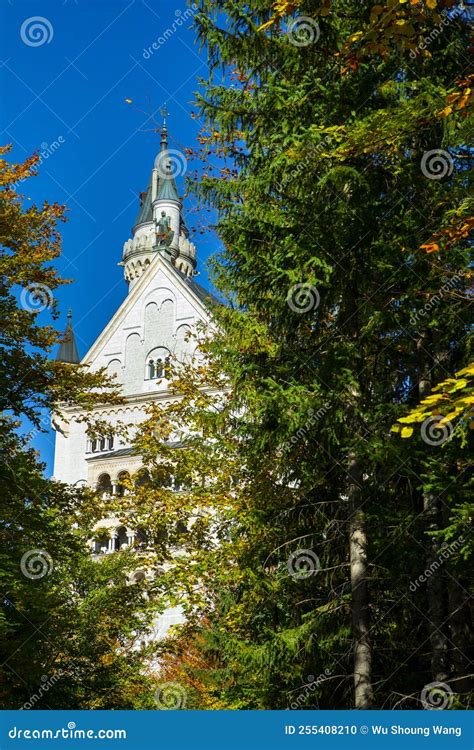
[52,125,215,633]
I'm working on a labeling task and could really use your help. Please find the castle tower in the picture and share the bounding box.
[56,309,80,364]
[122,125,197,290]
[52,133,215,485]
[52,130,217,638]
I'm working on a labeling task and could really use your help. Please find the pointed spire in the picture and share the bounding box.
[160,122,168,152]
[154,110,180,203]
[133,176,153,227]
[56,309,80,364]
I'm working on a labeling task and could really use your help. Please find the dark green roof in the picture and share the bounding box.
[174,266,221,307]
[157,175,180,202]
[56,312,80,364]
[134,179,153,227]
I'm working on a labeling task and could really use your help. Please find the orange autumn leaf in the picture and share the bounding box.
[420,242,440,253]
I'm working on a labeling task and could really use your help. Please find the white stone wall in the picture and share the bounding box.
[53,258,210,487]
[89,264,201,399]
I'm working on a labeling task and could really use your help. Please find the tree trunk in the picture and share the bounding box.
[348,453,373,709]
[447,573,472,693]
[417,331,449,682]
[423,491,449,682]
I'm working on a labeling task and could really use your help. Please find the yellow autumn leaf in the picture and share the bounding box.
[401,426,414,438]
[438,409,462,426]
[420,394,446,404]
[445,378,468,392]
[426,0,437,9]
[258,18,276,31]
[457,89,471,109]
[456,364,474,377]
[438,106,453,119]
[398,410,431,424]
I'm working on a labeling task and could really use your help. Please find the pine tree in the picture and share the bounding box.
[119,0,472,709]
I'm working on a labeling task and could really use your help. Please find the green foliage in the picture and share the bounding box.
[124,0,472,709]
[0,150,157,709]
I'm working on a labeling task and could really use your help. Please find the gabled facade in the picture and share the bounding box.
[53,127,215,499]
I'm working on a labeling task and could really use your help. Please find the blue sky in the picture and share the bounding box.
[0,0,219,474]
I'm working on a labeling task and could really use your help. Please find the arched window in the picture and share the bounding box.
[99,437,106,451]
[145,347,170,381]
[97,473,112,497]
[116,471,130,497]
[107,436,114,451]
[114,526,129,551]
[164,356,171,378]
[91,439,97,453]
[135,528,148,550]
[93,529,109,555]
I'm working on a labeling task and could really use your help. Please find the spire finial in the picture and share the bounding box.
[67,308,72,321]
[159,105,169,151]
